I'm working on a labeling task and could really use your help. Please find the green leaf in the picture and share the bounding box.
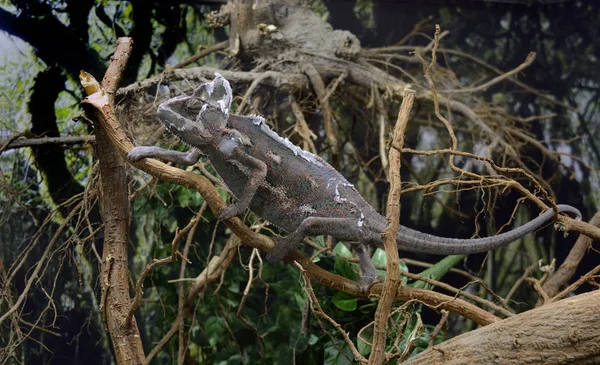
[313,235,326,247]
[334,242,353,257]
[356,326,373,356]
[331,292,357,312]
[411,255,464,290]
[371,249,408,281]
[204,317,225,347]
[177,190,191,207]
[334,254,358,281]
[294,292,306,310]
[371,248,387,266]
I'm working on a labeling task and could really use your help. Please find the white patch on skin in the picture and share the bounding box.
[333,185,347,203]
[250,115,324,167]
[357,212,365,227]
[306,176,319,189]
[228,129,252,146]
[218,99,228,114]
[332,181,357,206]
[198,104,208,119]
[204,79,215,96]
[299,204,317,214]
[267,151,282,164]
[269,185,293,211]
[327,177,336,189]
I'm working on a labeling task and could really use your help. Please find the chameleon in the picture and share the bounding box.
[128,73,582,291]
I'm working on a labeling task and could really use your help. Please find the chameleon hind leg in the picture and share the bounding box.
[266,217,381,291]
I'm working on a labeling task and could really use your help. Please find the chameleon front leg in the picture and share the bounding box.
[218,139,267,220]
[266,216,381,291]
[128,147,202,165]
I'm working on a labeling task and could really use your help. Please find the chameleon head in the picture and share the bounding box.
[156,73,233,146]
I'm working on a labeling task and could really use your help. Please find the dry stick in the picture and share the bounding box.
[177,205,206,365]
[428,310,449,348]
[117,67,308,100]
[438,52,536,94]
[0,257,24,357]
[0,133,22,154]
[322,71,347,103]
[369,85,415,365]
[526,277,551,305]
[0,200,83,325]
[374,87,389,175]
[289,94,317,154]
[186,236,240,306]
[18,318,62,337]
[540,211,600,306]
[437,48,574,111]
[415,30,554,197]
[146,317,181,363]
[389,308,412,359]
[304,63,339,161]
[549,263,600,304]
[173,40,228,69]
[503,262,537,309]
[237,248,258,316]
[442,96,556,196]
[237,70,278,114]
[146,236,240,364]
[419,25,478,182]
[399,271,513,317]
[398,313,424,362]
[5,191,86,286]
[395,16,434,47]
[294,262,368,364]
[1,135,95,151]
[399,147,564,214]
[125,214,194,327]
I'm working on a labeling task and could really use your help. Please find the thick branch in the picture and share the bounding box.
[403,290,600,365]
[81,37,145,365]
[2,136,95,150]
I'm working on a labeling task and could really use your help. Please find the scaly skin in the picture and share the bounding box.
[128,73,582,291]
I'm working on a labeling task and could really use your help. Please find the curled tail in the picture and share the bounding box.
[395,204,581,255]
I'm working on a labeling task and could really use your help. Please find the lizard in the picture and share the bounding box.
[127,73,582,291]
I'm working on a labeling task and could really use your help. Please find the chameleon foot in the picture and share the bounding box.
[219,204,245,220]
[357,274,379,293]
[266,236,297,262]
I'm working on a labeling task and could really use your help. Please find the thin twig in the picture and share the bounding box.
[294,262,368,364]
[369,84,415,364]
[438,52,536,94]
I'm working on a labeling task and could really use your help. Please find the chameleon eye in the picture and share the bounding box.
[184,98,202,115]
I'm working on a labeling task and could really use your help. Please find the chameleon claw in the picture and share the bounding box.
[218,204,244,220]
[357,275,379,293]
[266,236,294,262]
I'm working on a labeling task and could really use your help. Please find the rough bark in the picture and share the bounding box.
[403,290,600,365]
[539,211,600,305]
[82,38,146,365]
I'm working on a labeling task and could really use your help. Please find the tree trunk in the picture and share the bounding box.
[403,290,600,364]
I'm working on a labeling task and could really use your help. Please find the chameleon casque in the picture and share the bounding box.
[128,73,581,290]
